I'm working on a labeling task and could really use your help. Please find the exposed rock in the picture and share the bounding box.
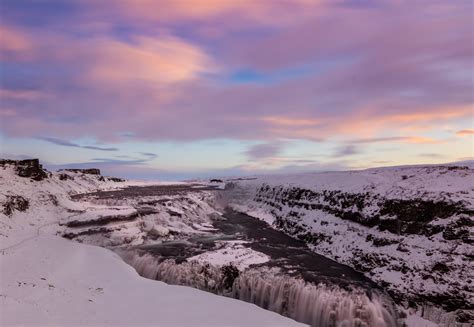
[65,212,139,228]
[379,199,465,235]
[443,216,474,244]
[3,195,29,216]
[63,168,101,175]
[62,227,113,239]
[108,177,125,182]
[372,237,399,247]
[221,264,239,290]
[431,262,450,274]
[64,207,158,228]
[237,172,474,325]
[254,184,470,237]
[58,173,73,181]
[0,159,49,181]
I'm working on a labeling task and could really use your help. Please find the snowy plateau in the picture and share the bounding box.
[0,159,472,327]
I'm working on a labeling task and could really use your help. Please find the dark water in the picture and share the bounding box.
[139,208,379,293]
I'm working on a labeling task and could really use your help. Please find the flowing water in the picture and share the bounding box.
[118,209,400,327]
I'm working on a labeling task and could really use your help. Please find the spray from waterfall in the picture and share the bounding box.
[119,250,400,327]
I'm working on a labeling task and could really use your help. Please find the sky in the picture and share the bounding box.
[0,0,473,180]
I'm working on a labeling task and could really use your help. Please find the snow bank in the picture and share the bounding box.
[0,236,304,326]
[189,241,270,270]
[0,161,305,326]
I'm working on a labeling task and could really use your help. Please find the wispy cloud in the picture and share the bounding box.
[245,142,285,160]
[139,152,159,159]
[332,145,361,157]
[456,129,474,136]
[38,137,118,152]
[417,153,446,159]
[351,136,439,144]
[1,0,472,176]
[90,158,148,165]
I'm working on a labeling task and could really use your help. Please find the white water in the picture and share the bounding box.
[120,251,399,327]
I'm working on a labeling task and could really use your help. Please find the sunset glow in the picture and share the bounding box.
[1,0,473,179]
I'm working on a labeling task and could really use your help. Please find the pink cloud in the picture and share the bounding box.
[84,37,214,86]
[456,129,474,136]
[0,0,472,149]
[0,25,33,61]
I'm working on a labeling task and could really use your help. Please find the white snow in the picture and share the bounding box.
[3,160,472,327]
[227,164,474,327]
[230,164,474,208]
[189,241,270,270]
[405,312,439,327]
[0,236,303,326]
[0,163,305,326]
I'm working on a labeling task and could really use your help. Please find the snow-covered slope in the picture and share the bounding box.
[1,236,303,326]
[227,165,474,326]
[0,162,132,249]
[0,160,304,326]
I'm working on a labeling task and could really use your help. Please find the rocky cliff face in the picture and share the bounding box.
[0,159,49,181]
[62,168,102,175]
[228,165,474,326]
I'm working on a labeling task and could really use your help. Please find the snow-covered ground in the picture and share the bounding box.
[2,159,472,326]
[189,240,270,270]
[1,236,303,326]
[226,164,474,327]
[0,161,304,326]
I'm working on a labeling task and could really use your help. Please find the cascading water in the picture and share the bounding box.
[119,250,399,327]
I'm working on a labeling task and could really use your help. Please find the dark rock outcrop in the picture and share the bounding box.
[108,177,125,182]
[3,195,29,216]
[64,207,157,228]
[254,184,470,237]
[247,181,474,324]
[58,173,73,181]
[0,159,49,181]
[63,168,101,175]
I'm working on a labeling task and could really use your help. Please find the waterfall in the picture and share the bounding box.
[119,250,399,327]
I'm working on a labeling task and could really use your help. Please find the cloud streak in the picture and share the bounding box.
[37,137,119,152]
[245,142,286,160]
[333,145,360,157]
[456,129,474,136]
[351,136,440,144]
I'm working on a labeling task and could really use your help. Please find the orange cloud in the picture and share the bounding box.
[0,25,32,60]
[111,0,321,25]
[333,104,473,137]
[255,104,471,143]
[352,136,441,144]
[261,116,321,127]
[456,129,474,136]
[86,36,213,86]
[379,107,473,125]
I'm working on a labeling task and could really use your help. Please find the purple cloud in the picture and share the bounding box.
[333,145,361,157]
[245,142,285,160]
[37,137,118,152]
[0,0,472,177]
